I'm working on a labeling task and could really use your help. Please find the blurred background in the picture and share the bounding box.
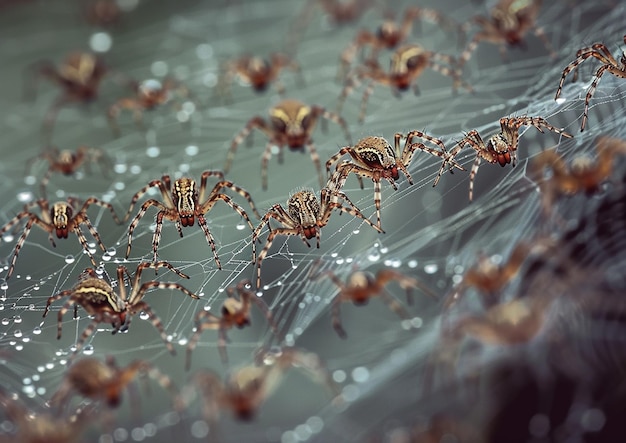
[1,0,625,442]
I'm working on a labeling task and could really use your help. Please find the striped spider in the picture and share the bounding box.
[555,35,626,131]
[25,145,111,198]
[124,170,259,269]
[49,356,183,412]
[186,279,278,368]
[315,267,436,338]
[226,98,351,189]
[108,77,192,136]
[337,44,471,123]
[458,0,555,69]
[253,174,382,288]
[431,116,573,201]
[0,197,121,281]
[215,52,302,101]
[43,262,198,360]
[326,132,464,231]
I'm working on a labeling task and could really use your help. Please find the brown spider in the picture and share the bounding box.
[43,262,199,359]
[186,279,279,368]
[316,267,437,338]
[458,0,555,69]
[337,44,472,123]
[226,98,352,189]
[0,197,121,281]
[326,132,465,231]
[215,53,303,101]
[25,145,112,198]
[252,176,383,288]
[83,0,123,28]
[107,77,193,136]
[554,35,626,132]
[191,346,339,422]
[338,7,462,80]
[431,116,573,201]
[25,51,107,136]
[124,170,259,269]
[530,136,626,217]
[49,356,183,412]
[0,389,95,443]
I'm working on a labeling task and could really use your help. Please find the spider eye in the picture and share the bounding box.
[405,55,420,70]
[271,117,287,132]
[300,113,312,130]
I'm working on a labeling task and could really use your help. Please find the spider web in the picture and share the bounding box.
[1,0,626,442]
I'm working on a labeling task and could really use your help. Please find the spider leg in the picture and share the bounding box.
[468,153,483,202]
[124,178,172,223]
[197,214,222,269]
[125,200,169,259]
[81,196,122,225]
[42,95,71,140]
[3,216,49,280]
[200,193,255,232]
[378,288,412,320]
[260,141,275,191]
[128,300,176,355]
[376,269,437,303]
[304,140,324,188]
[206,178,261,219]
[68,318,100,362]
[316,106,352,145]
[328,193,384,234]
[255,227,300,289]
[107,98,145,136]
[331,297,348,339]
[71,224,100,267]
[186,311,222,370]
[226,116,269,174]
[581,64,610,132]
[43,289,74,320]
[358,80,376,123]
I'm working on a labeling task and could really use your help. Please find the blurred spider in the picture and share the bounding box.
[83,0,123,28]
[554,35,626,131]
[124,170,259,269]
[108,77,193,136]
[226,98,352,189]
[25,145,112,198]
[0,389,94,443]
[530,136,626,217]
[337,44,472,123]
[458,0,555,69]
[25,51,107,136]
[432,116,573,201]
[338,7,462,80]
[215,53,303,101]
[253,176,383,288]
[326,132,464,231]
[0,197,121,281]
[316,268,437,338]
[43,262,199,359]
[186,279,279,368]
[49,356,183,412]
[191,346,339,422]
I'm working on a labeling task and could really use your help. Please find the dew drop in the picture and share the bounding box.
[424,263,438,274]
[13,316,22,324]
[32,326,41,335]
[89,32,113,53]
[185,145,199,156]
[13,330,22,338]
[103,254,112,262]
[146,146,160,158]
[367,252,380,262]
[83,345,94,356]
[0,282,7,290]
[65,255,75,264]
[236,221,246,230]
[555,97,566,105]
[1,318,9,326]
[24,175,36,186]
[17,191,34,203]
[140,311,150,320]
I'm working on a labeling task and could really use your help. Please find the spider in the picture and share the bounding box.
[0,197,121,281]
[49,356,184,412]
[431,116,573,201]
[107,77,193,136]
[215,52,303,101]
[0,389,95,443]
[252,176,383,288]
[458,0,555,69]
[83,0,123,28]
[191,346,339,422]
[326,132,465,231]
[124,170,259,269]
[185,279,279,368]
[337,44,472,123]
[337,6,462,81]
[316,267,437,338]
[226,98,352,189]
[554,35,626,131]
[24,51,107,136]
[25,145,112,198]
[43,262,199,359]
[530,136,626,217]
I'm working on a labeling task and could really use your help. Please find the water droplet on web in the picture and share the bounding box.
[367,252,380,262]
[13,316,22,324]
[185,145,199,156]
[424,263,438,274]
[146,146,160,158]
[140,311,150,320]
[17,191,34,203]
[65,255,75,264]
[1,318,9,326]
[178,337,188,346]
[103,254,111,262]
[2,234,14,242]
[32,326,41,335]
[83,345,94,355]
[236,221,246,230]
[0,281,8,290]
[24,175,36,186]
